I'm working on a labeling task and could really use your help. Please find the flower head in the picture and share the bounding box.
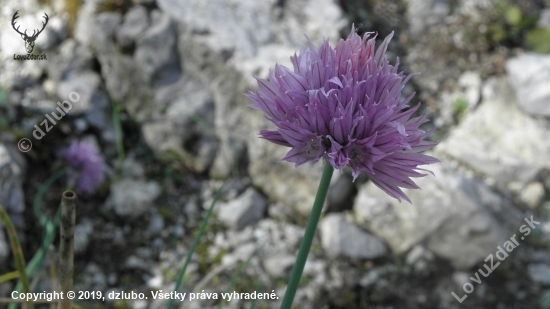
[61,140,106,193]
[246,26,439,202]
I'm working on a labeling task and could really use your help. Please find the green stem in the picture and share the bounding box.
[0,203,32,309]
[33,169,66,226]
[167,184,225,309]
[279,163,333,309]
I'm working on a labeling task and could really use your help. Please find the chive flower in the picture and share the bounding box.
[61,140,106,193]
[246,26,438,202]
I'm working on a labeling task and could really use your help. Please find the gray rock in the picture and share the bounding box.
[440,77,550,190]
[406,0,450,36]
[108,179,162,218]
[74,220,93,253]
[35,15,69,51]
[405,245,435,273]
[134,10,178,81]
[359,270,380,288]
[56,71,101,113]
[116,5,150,47]
[528,263,550,285]
[320,213,387,260]
[217,188,266,230]
[209,135,246,179]
[519,182,545,209]
[77,7,150,122]
[19,85,50,111]
[506,54,550,117]
[354,160,522,269]
[215,227,254,250]
[158,0,345,215]
[141,77,217,172]
[84,90,116,142]
[46,39,95,82]
[98,52,149,120]
[221,242,256,266]
[458,71,481,110]
[263,253,296,278]
[75,5,121,48]
[326,174,356,213]
[148,213,165,235]
[224,218,305,256]
[538,8,550,29]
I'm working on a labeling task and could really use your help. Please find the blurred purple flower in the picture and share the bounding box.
[246,26,439,202]
[61,140,106,193]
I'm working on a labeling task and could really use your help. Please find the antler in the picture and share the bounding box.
[29,12,49,39]
[11,10,26,36]
[11,11,49,39]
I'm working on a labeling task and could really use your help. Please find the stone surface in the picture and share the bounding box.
[458,71,482,110]
[141,77,218,173]
[405,245,435,273]
[46,39,95,82]
[354,160,522,269]
[108,179,162,218]
[505,54,550,117]
[326,174,356,213]
[440,77,550,190]
[320,213,387,260]
[116,5,150,48]
[134,10,179,83]
[56,71,101,113]
[217,187,266,230]
[407,0,450,36]
[157,0,346,215]
[538,8,550,29]
[74,220,94,253]
[263,253,296,278]
[519,182,545,209]
[527,263,550,285]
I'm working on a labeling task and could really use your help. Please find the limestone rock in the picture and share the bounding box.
[108,179,162,218]
[506,54,550,117]
[217,188,266,230]
[320,213,387,260]
[354,160,522,269]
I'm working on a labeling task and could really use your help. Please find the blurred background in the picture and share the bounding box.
[1,0,550,308]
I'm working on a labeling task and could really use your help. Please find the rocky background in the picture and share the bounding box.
[1,0,550,308]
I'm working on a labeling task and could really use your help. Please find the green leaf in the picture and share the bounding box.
[504,6,522,26]
[524,28,550,54]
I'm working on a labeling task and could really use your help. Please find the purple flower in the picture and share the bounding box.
[246,26,439,202]
[61,140,106,193]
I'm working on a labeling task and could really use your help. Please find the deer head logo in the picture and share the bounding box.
[11,10,49,54]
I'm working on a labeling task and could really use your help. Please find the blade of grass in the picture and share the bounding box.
[0,271,19,283]
[0,203,32,309]
[33,169,66,226]
[167,184,225,309]
[249,281,263,309]
[10,169,73,309]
